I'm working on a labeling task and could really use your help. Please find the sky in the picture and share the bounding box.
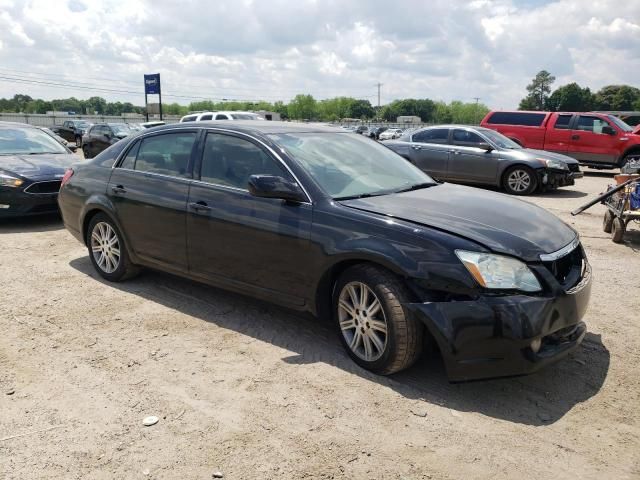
[0,0,638,109]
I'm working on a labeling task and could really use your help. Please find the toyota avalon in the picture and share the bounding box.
[58,122,592,381]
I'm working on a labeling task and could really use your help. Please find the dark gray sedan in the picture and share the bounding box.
[385,125,583,195]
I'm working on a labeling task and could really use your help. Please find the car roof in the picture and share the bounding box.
[152,120,344,135]
[0,121,39,129]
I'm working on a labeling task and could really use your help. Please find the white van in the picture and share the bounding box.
[179,111,264,122]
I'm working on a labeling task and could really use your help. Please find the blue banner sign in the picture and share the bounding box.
[144,74,161,95]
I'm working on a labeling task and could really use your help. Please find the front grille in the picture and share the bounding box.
[542,244,584,287]
[568,164,581,173]
[24,180,62,194]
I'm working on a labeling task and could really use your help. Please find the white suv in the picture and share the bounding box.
[179,111,264,122]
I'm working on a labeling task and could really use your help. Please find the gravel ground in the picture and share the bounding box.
[1,169,639,480]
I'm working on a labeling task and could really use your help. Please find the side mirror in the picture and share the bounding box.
[602,125,616,136]
[478,142,494,152]
[248,175,307,203]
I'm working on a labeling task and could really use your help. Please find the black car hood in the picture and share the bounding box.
[0,153,76,179]
[340,183,577,261]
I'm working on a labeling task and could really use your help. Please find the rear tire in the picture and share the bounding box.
[503,166,538,195]
[611,218,625,243]
[603,210,614,233]
[82,145,91,159]
[87,213,140,281]
[334,264,423,375]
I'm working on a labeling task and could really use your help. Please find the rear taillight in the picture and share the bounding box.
[60,168,74,188]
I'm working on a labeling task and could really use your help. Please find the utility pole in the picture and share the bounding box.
[473,97,480,124]
[376,83,383,109]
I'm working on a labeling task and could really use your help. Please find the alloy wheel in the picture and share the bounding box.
[507,169,532,193]
[338,281,388,362]
[91,222,121,274]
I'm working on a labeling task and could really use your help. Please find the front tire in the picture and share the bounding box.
[503,166,538,195]
[334,264,423,375]
[82,145,91,159]
[87,213,139,281]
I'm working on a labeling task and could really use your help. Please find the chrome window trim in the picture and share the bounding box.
[539,236,580,262]
[111,126,313,204]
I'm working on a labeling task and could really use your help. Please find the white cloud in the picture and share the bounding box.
[0,0,638,108]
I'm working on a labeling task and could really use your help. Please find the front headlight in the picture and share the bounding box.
[0,172,24,188]
[538,158,568,171]
[455,250,542,292]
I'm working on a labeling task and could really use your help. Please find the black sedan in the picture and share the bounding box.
[0,122,78,217]
[58,122,592,381]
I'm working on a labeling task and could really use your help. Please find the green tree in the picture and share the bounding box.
[288,94,317,120]
[84,96,107,114]
[547,83,595,111]
[594,85,640,111]
[519,70,556,110]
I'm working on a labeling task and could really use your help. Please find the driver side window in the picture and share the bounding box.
[576,116,611,134]
[200,133,289,189]
[452,129,484,146]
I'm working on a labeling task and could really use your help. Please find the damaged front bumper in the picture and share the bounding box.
[540,168,584,189]
[406,264,592,381]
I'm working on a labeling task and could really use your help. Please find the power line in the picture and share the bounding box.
[0,67,376,100]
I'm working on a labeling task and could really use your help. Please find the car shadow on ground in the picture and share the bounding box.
[69,256,610,427]
[584,170,618,178]
[533,189,589,199]
[0,213,63,233]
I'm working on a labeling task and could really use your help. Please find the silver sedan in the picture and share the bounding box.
[385,125,583,195]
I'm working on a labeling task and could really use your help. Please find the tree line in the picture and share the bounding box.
[519,70,640,112]
[0,93,489,124]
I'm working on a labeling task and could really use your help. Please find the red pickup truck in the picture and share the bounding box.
[480,111,640,169]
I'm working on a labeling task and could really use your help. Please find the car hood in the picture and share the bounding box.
[0,153,76,179]
[340,183,577,261]
[502,148,580,165]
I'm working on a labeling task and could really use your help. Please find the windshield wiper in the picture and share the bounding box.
[334,190,395,201]
[393,182,438,193]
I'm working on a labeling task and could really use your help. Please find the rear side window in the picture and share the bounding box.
[200,133,288,189]
[486,112,546,127]
[119,141,140,170]
[134,132,197,177]
[199,114,213,121]
[215,114,229,120]
[554,114,572,130]
[412,128,449,144]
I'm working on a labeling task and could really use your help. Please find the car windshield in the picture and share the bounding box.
[109,124,131,134]
[480,129,523,149]
[0,126,68,155]
[607,115,633,132]
[269,132,436,199]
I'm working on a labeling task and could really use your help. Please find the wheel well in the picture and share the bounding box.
[621,146,640,165]
[81,209,105,246]
[314,259,415,320]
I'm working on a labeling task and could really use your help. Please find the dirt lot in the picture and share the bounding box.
[1,170,639,480]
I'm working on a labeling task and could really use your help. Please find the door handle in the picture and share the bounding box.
[449,150,461,155]
[571,134,580,140]
[189,201,212,212]
[111,185,126,194]
[411,145,422,150]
